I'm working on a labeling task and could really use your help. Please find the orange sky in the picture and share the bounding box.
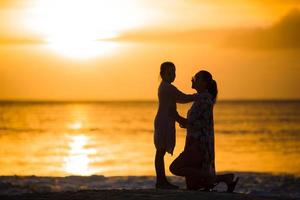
[1,0,300,100]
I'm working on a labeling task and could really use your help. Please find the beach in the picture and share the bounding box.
[0,101,299,199]
[1,0,300,198]
[0,172,299,199]
[0,189,296,200]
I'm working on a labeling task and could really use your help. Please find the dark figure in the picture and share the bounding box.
[169,70,239,192]
[154,62,206,189]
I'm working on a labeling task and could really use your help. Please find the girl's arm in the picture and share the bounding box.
[169,84,209,104]
[170,85,195,103]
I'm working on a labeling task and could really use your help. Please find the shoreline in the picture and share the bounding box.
[0,189,296,200]
[0,172,299,199]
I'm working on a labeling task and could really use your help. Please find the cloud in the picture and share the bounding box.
[2,7,300,51]
[224,9,300,49]
[112,29,224,44]
[115,9,300,50]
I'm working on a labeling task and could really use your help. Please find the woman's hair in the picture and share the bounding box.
[160,61,175,80]
[194,70,218,103]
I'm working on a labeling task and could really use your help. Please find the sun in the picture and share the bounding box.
[25,0,145,59]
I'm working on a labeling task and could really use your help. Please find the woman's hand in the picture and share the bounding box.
[179,120,191,129]
[179,122,187,129]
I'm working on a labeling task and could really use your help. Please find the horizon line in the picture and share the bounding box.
[0,98,299,103]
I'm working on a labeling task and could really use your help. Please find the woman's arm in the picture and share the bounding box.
[168,106,188,128]
[175,113,188,128]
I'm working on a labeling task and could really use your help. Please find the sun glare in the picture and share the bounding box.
[68,121,82,130]
[64,135,97,175]
[25,0,146,59]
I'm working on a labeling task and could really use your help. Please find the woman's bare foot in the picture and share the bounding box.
[216,173,238,192]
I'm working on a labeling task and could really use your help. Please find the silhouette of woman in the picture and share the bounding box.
[169,70,239,191]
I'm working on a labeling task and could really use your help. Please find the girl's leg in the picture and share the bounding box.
[155,149,167,184]
[155,149,179,189]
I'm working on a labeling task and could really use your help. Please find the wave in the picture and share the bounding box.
[0,172,299,198]
[0,127,45,133]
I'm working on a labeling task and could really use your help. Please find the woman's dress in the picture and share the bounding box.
[185,92,215,176]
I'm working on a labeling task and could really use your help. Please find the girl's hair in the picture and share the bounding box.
[160,61,175,80]
[194,70,218,103]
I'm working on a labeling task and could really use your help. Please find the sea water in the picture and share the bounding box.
[0,101,299,177]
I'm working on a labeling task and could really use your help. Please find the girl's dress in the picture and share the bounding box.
[154,81,196,155]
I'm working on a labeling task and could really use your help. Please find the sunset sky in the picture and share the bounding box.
[1,0,300,100]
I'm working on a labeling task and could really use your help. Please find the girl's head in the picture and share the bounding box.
[192,70,218,103]
[160,61,176,83]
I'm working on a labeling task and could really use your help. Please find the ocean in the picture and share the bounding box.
[0,101,299,177]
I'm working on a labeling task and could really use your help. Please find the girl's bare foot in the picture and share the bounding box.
[156,181,179,189]
[227,177,239,193]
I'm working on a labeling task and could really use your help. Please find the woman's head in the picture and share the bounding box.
[192,70,218,103]
[160,61,176,83]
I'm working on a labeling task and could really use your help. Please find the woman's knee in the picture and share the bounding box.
[169,153,186,175]
[169,162,177,174]
[169,160,181,175]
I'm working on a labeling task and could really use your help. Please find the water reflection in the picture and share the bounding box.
[64,134,96,176]
[68,121,82,130]
[0,102,299,176]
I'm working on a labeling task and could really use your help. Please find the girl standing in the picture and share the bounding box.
[154,62,202,189]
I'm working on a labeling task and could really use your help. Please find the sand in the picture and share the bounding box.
[0,189,297,200]
[0,173,299,200]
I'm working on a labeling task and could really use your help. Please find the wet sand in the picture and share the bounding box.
[0,189,297,200]
[0,173,299,199]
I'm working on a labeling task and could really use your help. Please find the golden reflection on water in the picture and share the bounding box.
[0,102,299,177]
[68,121,82,130]
[0,129,299,177]
[64,134,97,176]
[64,120,97,176]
